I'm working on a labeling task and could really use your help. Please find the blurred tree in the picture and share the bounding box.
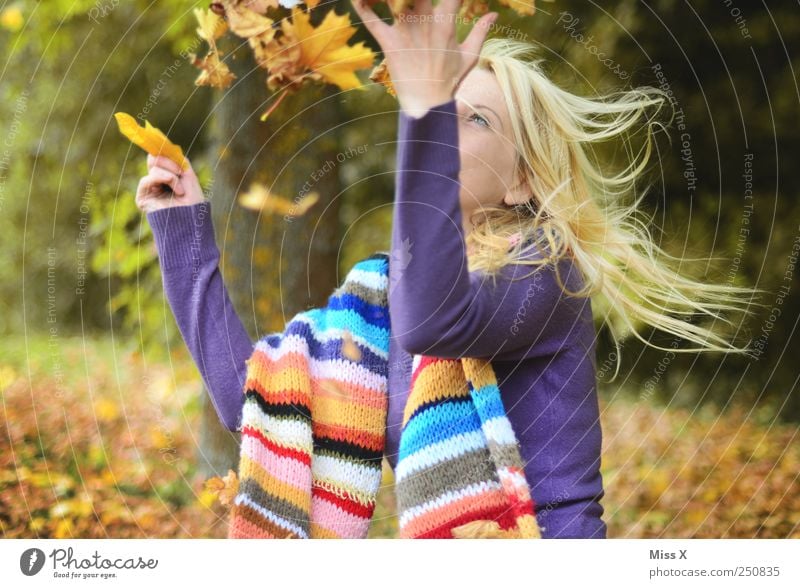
[195,16,355,477]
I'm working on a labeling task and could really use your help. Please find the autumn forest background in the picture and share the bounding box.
[1,0,799,539]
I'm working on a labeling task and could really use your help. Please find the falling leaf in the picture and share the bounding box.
[194,7,228,41]
[189,50,237,89]
[221,0,274,37]
[238,184,319,216]
[369,58,395,97]
[204,468,239,507]
[113,113,189,171]
[342,330,362,361]
[269,6,375,92]
[190,7,238,89]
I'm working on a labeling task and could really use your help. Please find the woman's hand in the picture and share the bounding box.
[352,0,497,118]
[135,154,206,213]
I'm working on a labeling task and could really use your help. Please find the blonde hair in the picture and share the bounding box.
[467,37,768,381]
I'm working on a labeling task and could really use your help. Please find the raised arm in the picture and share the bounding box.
[389,99,588,361]
[146,201,252,431]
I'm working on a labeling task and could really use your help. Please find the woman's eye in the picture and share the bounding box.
[468,112,490,128]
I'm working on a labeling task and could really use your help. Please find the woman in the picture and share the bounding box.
[137,0,755,538]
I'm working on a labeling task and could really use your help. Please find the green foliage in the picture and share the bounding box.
[0,0,208,339]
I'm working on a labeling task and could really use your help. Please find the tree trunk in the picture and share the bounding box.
[195,27,344,477]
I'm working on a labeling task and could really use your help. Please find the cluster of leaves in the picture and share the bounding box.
[190,0,549,120]
[0,334,228,538]
[192,0,378,120]
[601,398,800,538]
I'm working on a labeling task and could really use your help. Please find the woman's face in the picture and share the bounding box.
[454,67,532,233]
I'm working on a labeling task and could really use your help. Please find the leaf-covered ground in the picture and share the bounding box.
[1,333,797,538]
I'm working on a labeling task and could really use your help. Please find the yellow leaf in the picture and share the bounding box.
[114,112,188,171]
[279,6,376,91]
[29,517,47,533]
[194,7,228,41]
[197,488,218,509]
[221,0,274,37]
[54,518,74,539]
[369,59,395,97]
[29,472,54,489]
[342,330,362,361]
[238,184,319,216]
[74,494,94,518]
[100,469,117,486]
[93,397,119,422]
[204,468,239,507]
[190,50,238,89]
[0,6,23,32]
[149,428,171,449]
[0,364,18,391]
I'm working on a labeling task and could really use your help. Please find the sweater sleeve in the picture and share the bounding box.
[389,98,587,361]
[145,201,252,432]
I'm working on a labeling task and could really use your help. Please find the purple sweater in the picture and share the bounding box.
[146,98,607,539]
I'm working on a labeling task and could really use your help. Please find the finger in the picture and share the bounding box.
[460,11,497,60]
[148,167,184,196]
[433,0,459,18]
[413,0,433,17]
[394,0,430,29]
[351,0,392,43]
[429,0,460,49]
[150,154,183,176]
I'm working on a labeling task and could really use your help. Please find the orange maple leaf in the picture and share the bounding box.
[277,6,375,92]
[204,468,239,507]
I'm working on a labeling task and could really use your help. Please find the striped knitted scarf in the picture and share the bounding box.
[227,252,541,539]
